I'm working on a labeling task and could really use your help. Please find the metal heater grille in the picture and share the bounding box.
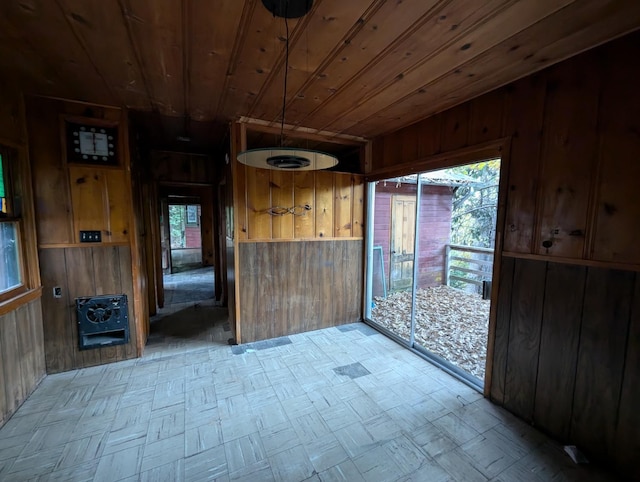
[76,294,129,350]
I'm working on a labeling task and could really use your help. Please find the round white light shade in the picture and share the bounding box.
[237,147,338,171]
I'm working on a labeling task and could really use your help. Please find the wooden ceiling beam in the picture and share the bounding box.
[239,117,367,146]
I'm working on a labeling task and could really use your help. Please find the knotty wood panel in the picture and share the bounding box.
[534,263,586,441]
[536,54,602,259]
[489,256,514,405]
[502,74,546,254]
[238,240,362,343]
[591,45,640,265]
[571,268,634,461]
[236,164,364,240]
[39,246,138,373]
[334,174,353,237]
[0,299,45,428]
[315,171,334,238]
[293,171,315,238]
[150,151,215,184]
[503,258,546,421]
[270,170,294,239]
[69,166,108,241]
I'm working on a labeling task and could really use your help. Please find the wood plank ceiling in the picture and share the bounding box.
[1,0,639,145]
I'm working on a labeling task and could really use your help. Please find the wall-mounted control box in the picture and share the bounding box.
[79,230,102,243]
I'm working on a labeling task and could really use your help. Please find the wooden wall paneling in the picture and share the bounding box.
[270,170,294,239]
[294,171,315,238]
[533,262,586,441]
[0,324,6,424]
[382,134,403,169]
[38,248,76,373]
[352,178,364,238]
[318,240,335,327]
[30,299,46,381]
[235,162,248,240]
[15,303,35,402]
[1,310,23,416]
[141,183,157,316]
[92,246,125,363]
[571,268,635,461]
[26,98,74,245]
[200,187,215,266]
[68,167,107,243]
[502,75,546,254]
[535,54,602,258]
[315,171,334,238]
[416,115,441,160]
[117,246,138,359]
[468,89,505,147]
[503,258,546,421]
[104,169,130,243]
[400,124,419,164]
[65,247,100,367]
[614,276,640,480]
[490,256,514,404]
[247,167,271,239]
[439,103,470,153]
[345,240,363,321]
[334,174,352,237]
[590,45,640,265]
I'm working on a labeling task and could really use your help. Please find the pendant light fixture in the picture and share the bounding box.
[236,0,339,171]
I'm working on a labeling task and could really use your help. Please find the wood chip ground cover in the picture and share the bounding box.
[371,285,489,379]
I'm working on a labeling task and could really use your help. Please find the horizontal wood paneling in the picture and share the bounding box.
[0,299,45,427]
[237,165,364,241]
[238,240,362,343]
[38,245,138,373]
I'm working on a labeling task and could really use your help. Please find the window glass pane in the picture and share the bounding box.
[0,153,6,213]
[0,222,21,292]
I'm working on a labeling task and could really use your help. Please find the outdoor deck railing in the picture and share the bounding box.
[444,244,494,294]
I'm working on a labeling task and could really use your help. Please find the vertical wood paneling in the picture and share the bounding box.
[440,103,469,152]
[69,167,107,242]
[0,299,45,428]
[490,256,514,404]
[104,169,130,243]
[294,171,315,238]
[39,248,76,372]
[536,55,602,258]
[247,167,271,239]
[352,180,364,238]
[334,174,352,237]
[504,258,546,421]
[571,268,634,460]
[615,277,640,480]
[534,263,586,441]
[468,90,505,146]
[1,310,23,415]
[417,115,441,158]
[591,47,640,264]
[117,245,138,359]
[270,170,294,239]
[238,240,362,343]
[315,171,334,238]
[502,75,546,254]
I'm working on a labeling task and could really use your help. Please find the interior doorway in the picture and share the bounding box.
[365,158,501,389]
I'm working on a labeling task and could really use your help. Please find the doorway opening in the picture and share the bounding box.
[365,159,501,388]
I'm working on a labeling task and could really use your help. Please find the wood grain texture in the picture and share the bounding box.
[490,256,514,405]
[534,262,586,441]
[238,240,362,343]
[0,298,45,428]
[536,53,602,259]
[503,258,546,421]
[614,276,640,480]
[293,171,315,238]
[571,268,634,461]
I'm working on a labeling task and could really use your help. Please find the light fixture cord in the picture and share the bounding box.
[280,14,290,147]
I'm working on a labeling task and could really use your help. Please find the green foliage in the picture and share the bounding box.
[169,205,186,248]
[450,159,500,249]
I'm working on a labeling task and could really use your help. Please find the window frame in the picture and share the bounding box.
[0,144,28,304]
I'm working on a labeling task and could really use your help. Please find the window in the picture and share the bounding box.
[0,146,24,302]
